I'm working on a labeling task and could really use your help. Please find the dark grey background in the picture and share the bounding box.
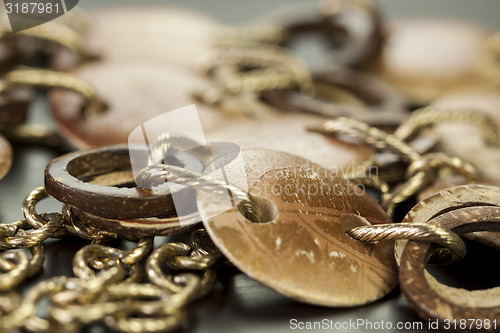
[2,1,500,332]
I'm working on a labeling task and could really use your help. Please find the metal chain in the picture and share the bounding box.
[322,117,421,162]
[198,43,313,99]
[0,182,225,333]
[393,107,499,145]
[4,66,107,118]
[321,117,477,216]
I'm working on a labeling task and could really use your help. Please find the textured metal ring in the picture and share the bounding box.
[395,185,500,263]
[44,145,194,219]
[399,205,500,328]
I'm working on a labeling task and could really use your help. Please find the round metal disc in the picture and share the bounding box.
[51,7,218,70]
[198,149,397,307]
[376,18,489,104]
[50,61,215,149]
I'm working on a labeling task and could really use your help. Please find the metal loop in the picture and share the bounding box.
[136,164,262,223]
[146,243,218,301]
[73,245,142,290]
[406,152,477,181]
[321,117,421,162]
[0,213,64,250]
[394,107,499,145]
[62,204,117,241]
[199,43,313,95]
[22,186,68,238]
[0,276,70,332]
[344,214,466,264]
[5,67,107,118]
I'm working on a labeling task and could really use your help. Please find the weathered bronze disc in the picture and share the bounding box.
[51,7,218,70]
[198,149,397,307]
[376,18,490,104]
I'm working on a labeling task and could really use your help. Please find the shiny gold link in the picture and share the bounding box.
[62,205,115,241]
[146,243,191,294]
[382,153,478,216]
[407,152,478,180]
[104,307,185,333]
[123,238,154,266]
[51,300,129,326]
[190,229,220,256]
[344,214,466,263]
[0,214,63,249]
[324,118,478,216]
[0,251,29,292]
[4,67,107,118]
[167,251,223,271]
[23,186,68,238]
[346,174,390,198]
[1,276,69,332]
[394,107,499,145]
[146,242,218,309]
[381,171,432,217]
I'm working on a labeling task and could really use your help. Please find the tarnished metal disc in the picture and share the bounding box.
[203,113,374,173]
[198,149,397,307]
[50,61,215,148]
[376,18,490,104]
[51,7,218,70]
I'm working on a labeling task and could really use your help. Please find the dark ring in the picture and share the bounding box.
[399,205,500,327]
[44,145,190,219]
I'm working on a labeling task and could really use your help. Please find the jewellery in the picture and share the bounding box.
[2,1,500,332]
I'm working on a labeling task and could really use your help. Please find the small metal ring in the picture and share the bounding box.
[44,145,187,219]
[22,186,69,238]
[399,205,500,327]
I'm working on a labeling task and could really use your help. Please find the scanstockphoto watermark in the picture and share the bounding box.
[289,318,424,331]
[289,318,498,331]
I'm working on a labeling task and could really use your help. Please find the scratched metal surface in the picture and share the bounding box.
[1,1,500,332]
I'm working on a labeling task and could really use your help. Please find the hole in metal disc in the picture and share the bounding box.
[237,196,278,224]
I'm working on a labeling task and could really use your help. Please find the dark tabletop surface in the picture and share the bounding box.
[1,1,500,332]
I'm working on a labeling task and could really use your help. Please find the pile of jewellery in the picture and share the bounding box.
[1,0,500,332]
